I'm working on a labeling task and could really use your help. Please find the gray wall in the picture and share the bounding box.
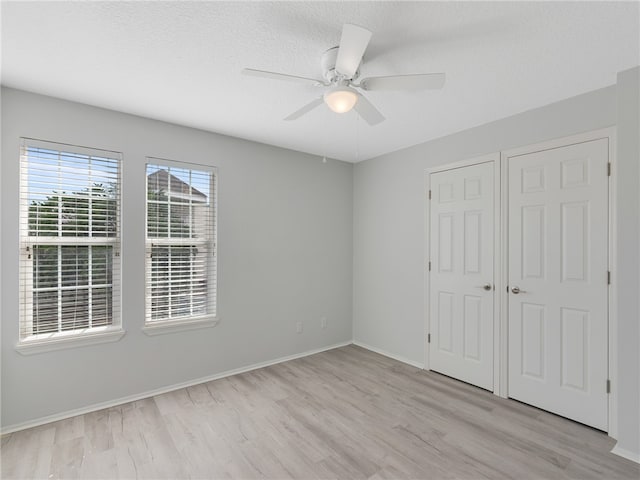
[615,66,640,458]
[353,81,639,456]
[353,84,616,361]
[1,87,354,429]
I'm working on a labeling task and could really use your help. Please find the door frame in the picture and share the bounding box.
[424,153,502,392]
[499,127,617,436]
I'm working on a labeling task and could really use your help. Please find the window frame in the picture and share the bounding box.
[143,157,218,335]
[17,138,124,354]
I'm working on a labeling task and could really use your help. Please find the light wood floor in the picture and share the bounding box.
[1,345,638,479]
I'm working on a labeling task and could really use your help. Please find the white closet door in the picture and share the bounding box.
[508,138,609,430]
[429,162,494,391]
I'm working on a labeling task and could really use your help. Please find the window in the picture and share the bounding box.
[19,139,122,348]
[145,159,217,331]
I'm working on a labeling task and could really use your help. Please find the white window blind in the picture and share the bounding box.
[19,139,121,341]
[145,159,217,325]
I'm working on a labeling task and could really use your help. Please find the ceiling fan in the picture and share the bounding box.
[242,24,445,126]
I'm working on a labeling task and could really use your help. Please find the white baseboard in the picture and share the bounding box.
[1,340,353,435]
[353,340,424,369]
[611,444,640,464]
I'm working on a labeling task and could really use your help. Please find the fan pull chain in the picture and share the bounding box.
[323,105,329,164]
[355,110,360,162]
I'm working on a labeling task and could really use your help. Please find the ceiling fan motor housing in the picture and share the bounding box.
[322,47,359,84]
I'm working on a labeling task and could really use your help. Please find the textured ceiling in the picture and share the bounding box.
[2,1,639,162]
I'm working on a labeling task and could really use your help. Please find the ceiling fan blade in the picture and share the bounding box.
[284,97,324,121]
[354,93,385,126]
[360,73,446,91]
[335,24,372,79]
[242,68,324,86]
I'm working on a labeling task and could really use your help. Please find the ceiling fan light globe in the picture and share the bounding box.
[324,86,358,113]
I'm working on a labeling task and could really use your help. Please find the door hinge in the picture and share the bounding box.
[607,162,611,177]
[428,190,432,200]
[606,379,611,394]
[427,333,431,344]
[608,271,611,285]
[428,261,431,271]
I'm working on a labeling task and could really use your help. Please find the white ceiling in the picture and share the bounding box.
[2,1,638,162]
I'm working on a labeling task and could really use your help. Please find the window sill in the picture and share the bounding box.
[142,316,219,336]
[15,327,126,355]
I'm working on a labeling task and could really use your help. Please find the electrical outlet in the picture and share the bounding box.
[320,317,327,329]
[296,321,303,334]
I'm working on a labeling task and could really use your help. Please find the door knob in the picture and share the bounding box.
[511,286,526,294]
[476,284,492,291]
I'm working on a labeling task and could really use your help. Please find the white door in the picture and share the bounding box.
[429,162,495,391]
[508,138,609,430]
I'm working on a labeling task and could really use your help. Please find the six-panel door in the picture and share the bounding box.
[507,138,609,430]
[429,162,495,391]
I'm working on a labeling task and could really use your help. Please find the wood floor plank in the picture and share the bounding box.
[1,345,639,479]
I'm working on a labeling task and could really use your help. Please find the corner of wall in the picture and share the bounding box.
[612,65,640,461]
